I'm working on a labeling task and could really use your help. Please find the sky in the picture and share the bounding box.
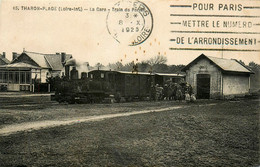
[0,0,259,66]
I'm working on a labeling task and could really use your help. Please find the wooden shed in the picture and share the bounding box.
[182,54,254,99]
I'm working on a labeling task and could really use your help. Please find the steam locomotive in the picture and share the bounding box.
[54,62,185,103]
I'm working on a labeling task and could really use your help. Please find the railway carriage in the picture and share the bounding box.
[54,68,185,103]
[88,70,154,101]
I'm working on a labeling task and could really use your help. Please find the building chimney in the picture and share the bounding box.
[2,52,6,58]
[12,52,18,60]
[61,52,66,63]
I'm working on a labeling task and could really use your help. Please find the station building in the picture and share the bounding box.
[0,51,72,91]
[0,52,10,65]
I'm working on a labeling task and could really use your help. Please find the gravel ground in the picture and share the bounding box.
[0,93,212,127]
[0,94,259,167]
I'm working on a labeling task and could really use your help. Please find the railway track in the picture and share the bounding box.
[0,92,58,108]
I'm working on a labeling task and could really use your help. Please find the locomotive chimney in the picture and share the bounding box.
[64,58,76,79]
[70,66,79,80]
[65,65,70,79]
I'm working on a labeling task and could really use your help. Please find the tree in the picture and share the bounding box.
[143,55,168,73]
[46,76,62,91]
[247,61,260,92]
[107,55,186,74]
[121,62,134,71]
[249,61,260,69]
[152,64,168,73]
[108,61,123,70]
[168,64,185,73]
[94,63,104,70]
[146,55,167,66]
[137,61,150,72]
[238,60,246,66]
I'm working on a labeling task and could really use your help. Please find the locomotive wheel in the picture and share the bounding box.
[58,99,63,103]
[57,96,65,103]
[126,97,133,102]
[129,97,133,102]
[68,100,75,104]
[68,96,76,104]
[115,98,120,103]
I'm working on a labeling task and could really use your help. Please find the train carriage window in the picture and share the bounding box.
[107,73,113,82]
[101,73,104,78]
[107,73,115,89]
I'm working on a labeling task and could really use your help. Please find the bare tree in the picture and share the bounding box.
[108,61,123,70]
[248,61,260,92]
[137,61,150,72]
[249,61,260,69]
[238,60,246,66]
[146,55,167,66]
[95,63,104,70]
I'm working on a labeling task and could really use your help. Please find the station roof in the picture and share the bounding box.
[0,62,40,69]
[11,51,72,70]
[182,54,254,74]
[155,73,185,77]
[0,56,10,64]
[22,52,51,68]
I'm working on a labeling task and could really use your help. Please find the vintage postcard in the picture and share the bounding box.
[0,0,259,166]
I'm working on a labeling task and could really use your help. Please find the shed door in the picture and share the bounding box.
[197,74,210,99]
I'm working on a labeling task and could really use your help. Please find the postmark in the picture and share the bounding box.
[106,0,153,46]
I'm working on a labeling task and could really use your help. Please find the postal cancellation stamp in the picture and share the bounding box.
[106,0,153,46]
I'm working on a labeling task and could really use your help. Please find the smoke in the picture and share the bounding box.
[64,58,90,78]
[76,61,90,78]
[65,58,76,66]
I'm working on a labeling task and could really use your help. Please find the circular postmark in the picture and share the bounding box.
[106,0,153,46]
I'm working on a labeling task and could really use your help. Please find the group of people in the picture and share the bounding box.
[150,81,196,102]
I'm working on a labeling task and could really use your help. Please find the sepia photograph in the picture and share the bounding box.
[0,0,259,166]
